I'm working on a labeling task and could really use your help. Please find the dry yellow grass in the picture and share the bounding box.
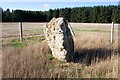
[2,23,119,78]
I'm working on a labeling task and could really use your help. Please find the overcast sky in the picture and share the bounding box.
[1,2,119,11]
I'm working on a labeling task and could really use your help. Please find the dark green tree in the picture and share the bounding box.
[2,5,119,23]
[3,9,12,22]
[53,8,59,18]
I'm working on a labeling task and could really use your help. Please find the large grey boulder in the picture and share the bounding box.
[44,17,75,61]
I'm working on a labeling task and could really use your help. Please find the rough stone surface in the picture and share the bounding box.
[44,17,74,61]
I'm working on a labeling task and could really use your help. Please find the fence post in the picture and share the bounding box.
[111,22,114,43]
[19,22,23,41]
[66,20,75,39]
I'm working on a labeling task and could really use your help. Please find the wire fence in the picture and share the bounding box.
[2,22,46,40]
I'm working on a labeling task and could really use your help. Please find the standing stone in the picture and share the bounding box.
[44,17,74,61]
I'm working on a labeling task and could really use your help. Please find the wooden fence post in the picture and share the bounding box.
[19,22,23,41]
[66,20,75,39]
[111,22,114,43]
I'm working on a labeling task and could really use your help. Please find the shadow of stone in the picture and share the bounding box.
[72,48,118,66]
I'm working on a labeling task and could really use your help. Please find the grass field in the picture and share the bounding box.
[2,22,119,78]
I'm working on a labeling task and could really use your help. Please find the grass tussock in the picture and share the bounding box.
[2,31,118,78]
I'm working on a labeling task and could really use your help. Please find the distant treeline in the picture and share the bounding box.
[1,5,120,23]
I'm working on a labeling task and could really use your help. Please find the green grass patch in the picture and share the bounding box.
[24,29,43,33]
[11,39,25,48]
[7,36,45,48]
[46,54,54,60]
[59,61,66,64]
[75,29,110,33]
[27,36,45,42]
[79,66,84,71]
